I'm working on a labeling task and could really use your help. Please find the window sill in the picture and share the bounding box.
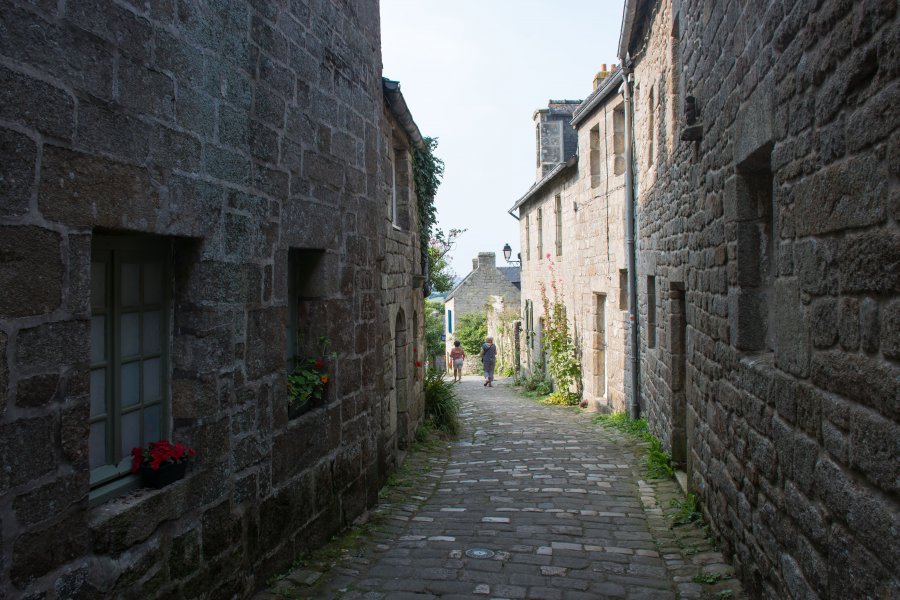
[89,473,141,508]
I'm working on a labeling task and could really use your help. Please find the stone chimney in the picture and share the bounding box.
[593,63,616,90]
[477,252,496,269]
[472,257,479,271]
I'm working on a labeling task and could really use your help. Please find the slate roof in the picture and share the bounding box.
[498,266,521,290]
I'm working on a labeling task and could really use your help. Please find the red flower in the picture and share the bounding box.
[415,360,422,367]
[313,358,325,370]
[320,375,329,384]
[131,440,197,472]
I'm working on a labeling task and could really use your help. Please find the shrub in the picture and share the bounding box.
[455,312,487,355]
[424,368,460,436]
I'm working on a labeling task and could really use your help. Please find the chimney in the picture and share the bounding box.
[472,257,479,271]
[477,252,496,269]
[593,63,615,90]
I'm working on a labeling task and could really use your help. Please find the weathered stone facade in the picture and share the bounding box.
[624,0,900,597]
[514,89,630,411]
[0,1,424,597]
[444,253,519,372]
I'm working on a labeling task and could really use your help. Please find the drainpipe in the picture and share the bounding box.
[621,58,641,420]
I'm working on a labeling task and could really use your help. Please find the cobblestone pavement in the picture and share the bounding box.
[259,377,744,600]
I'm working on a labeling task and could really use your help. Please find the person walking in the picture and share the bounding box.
[480,336,497,387]
[449,341,465,383]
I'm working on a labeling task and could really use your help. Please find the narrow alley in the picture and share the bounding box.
[261,378,743,600]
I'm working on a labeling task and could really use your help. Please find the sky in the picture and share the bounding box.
[380,0,624,281]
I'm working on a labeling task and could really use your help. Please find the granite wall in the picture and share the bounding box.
[0,0,424,596]
[629,0,899,597]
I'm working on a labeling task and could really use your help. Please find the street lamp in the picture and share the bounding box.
[502,243,520,266]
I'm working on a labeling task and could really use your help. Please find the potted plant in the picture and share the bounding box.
[288,337,335,419]
[130,440,197,489]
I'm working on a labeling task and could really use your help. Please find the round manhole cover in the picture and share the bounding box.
[465,548,495,559]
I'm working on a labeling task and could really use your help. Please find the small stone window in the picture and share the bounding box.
[447,309,453,335]
[90,235,170,503]
[647,86,655,167]
[525,214,531,261]
[537,208,543,260]
[590,125,602,188]
[391,145,410,230]
[730,144,775,352]
[613,104,626,176]
[647,275,657,348]
[554,195,563,256]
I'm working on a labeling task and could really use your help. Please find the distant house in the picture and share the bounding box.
[444,253,520,371]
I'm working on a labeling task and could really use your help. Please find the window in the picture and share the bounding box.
[619,269,628,310]
[590,125,602,188]
[90,235,169,500]
[613,104,626,176]
[554,195,562,256]
[447,309,453,334]
[525,300,534,348]
[537,208,543,259]
[732,145,775,351]
[391,145,410,230]
[595,294,607,399]
[390,147,397,224]
[647,275,657,348]
[525,214,531,261]
[648,86,655,166]
[286,249,328,372]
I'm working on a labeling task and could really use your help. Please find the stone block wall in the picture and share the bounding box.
[631,0,899,597]
[0,0,424,597]
[517,91,629,411]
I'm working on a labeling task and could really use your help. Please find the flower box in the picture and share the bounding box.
[139,461,187,489]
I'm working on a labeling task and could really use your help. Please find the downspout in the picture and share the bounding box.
[621,59,641,420]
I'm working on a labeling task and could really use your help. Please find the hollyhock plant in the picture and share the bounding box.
[131,440,196,473]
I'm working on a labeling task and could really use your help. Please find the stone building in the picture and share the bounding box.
[0,1,425,597]
[511,86,631,411]
[444,253,519,372]
[620,0,900,597]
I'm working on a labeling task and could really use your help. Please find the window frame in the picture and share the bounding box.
[89,235,171,505]
[537,208,543,260]
[554,195,563,256]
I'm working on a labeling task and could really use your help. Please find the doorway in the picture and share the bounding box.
[594,293,607,401]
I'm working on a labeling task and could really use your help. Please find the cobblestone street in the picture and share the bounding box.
[261,378,743,599]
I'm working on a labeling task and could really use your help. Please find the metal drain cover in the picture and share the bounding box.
[465,548,495,559]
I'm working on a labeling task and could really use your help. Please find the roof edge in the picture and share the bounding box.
[382,78,425,151]
[508,156,578,215]
[571,69,625,127]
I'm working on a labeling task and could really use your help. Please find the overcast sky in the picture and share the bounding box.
[380,0,624,281]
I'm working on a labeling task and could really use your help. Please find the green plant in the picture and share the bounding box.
[543,390,578,406]
[423,368,460,436]
[288,337,335,415]
[456,312,487,355]
[424,299,445,358]
[427,228,465,294]
[670,493,702,525]
[412,137,447,294]
[538,260,582,404]
[692,572,725,585]
[593,412,673,479]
